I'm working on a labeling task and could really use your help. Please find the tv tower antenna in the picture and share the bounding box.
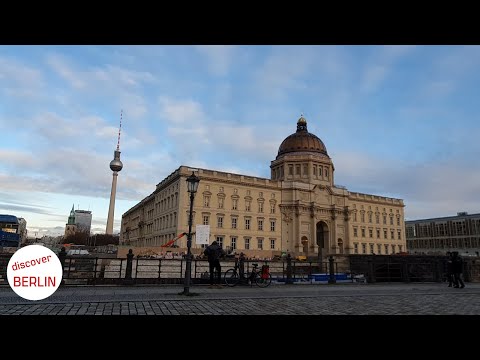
[117,109,122,151]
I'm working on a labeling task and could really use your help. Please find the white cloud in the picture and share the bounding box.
[46,54,86,89]
[159,96,206,125]
[360,45,417,94]
[195,45,236,76]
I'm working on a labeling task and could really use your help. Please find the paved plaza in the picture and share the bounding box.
[0,282,479,315]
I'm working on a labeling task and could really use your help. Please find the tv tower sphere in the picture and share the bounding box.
[110,151,123,172]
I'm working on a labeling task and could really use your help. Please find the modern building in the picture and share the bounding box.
[64,205,93,238]
[120,116,406,258]
[74,210,92,234]
[17,217,27,245]
[406,212,480,256]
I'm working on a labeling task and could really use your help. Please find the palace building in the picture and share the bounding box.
[120,116,406,258]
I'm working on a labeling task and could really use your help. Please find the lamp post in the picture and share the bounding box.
[180,171,200,296]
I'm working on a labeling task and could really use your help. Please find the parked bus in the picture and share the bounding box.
[0,214,20,248]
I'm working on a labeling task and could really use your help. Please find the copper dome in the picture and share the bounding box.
[277,116,328,158]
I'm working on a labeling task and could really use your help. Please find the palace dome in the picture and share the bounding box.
[277,116,328,158]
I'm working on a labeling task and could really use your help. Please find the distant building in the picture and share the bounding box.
[64,205,77,238]
[75,210,92,234]
[120,116,406,258]
[17,217,27,245]
[406,212,480,256]
[64,205,92,238]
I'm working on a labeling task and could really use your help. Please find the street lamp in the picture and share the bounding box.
[179,171,200,296]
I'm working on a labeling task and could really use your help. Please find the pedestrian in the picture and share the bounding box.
[204,241,226,288]
[445,252,455,287]
[451,252,465,288]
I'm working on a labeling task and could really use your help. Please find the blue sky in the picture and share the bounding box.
[1,45,479,237]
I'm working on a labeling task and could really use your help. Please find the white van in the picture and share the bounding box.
[67,249,90,256]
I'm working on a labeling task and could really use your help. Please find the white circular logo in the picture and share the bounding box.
[7,245,63,301]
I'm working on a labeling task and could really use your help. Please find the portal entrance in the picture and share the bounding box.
[316,221,329,260]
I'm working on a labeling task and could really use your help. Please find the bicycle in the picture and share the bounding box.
[224,262,272,288]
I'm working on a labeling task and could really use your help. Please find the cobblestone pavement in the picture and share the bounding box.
[0,283,479,315]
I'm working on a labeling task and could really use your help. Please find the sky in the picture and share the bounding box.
[1,45,480,238]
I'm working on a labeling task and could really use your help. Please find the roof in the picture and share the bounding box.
[0,214,19,223]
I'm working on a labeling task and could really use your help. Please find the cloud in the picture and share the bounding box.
[360,45,416,94]
[159,96,206,125]
[0,56,45,101]
[45,54,86,89]
[195,45,236,76]
[333,150,480,220]
[0,203,55,216]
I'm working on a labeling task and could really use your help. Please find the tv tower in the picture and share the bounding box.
[106,110,124,235]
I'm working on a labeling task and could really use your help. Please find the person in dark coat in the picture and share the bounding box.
[204,241,226,288]
[451,251,465,288]
[445,252,455,287]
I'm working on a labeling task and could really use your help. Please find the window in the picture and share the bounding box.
[296,164,301,175]
[354,243,358,254]
[398,245,403,252]
[270,220,276,232]
[288,165,293,175]
[392,245,396,254]
[376,229,380,238]
[245,237,250,250]
[397,217,400,226]
[232,199,238,210]
[231,237,237,250]
[245,218,250,230]
[313,165,317,176]
[377,244,382,254]
[384,230,387,239]
[369,229,373,238]
[318,167,322,177]
[370,244,374,254]
[361,228,365,237]
[361,213,365,222]
[325,168,329,179]
[353,228,358,237]
[391,230,394,239]
[376,214,379,224]
[390,216,393,225]
[258,238,263,250]
[258,219,263,231]
[270,239,275,249]
[397,230,401,240]
[362,243,366,254]
[203,216,209,225]
[303,164,308,175]
[354,212,357,222]
[217,216,223,228]
[258,202,264,213]
[245,201,251,212]
[384,244,389,255]
[204,196,210,207]
[383,215,387,225]
[216,236,223,248]
[368,213,372,223]
[231,217,237,229]
[218,198,224,209]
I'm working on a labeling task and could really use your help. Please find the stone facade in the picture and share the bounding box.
[120,116,406,258]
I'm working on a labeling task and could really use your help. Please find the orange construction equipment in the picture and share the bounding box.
[161,232,187,248]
